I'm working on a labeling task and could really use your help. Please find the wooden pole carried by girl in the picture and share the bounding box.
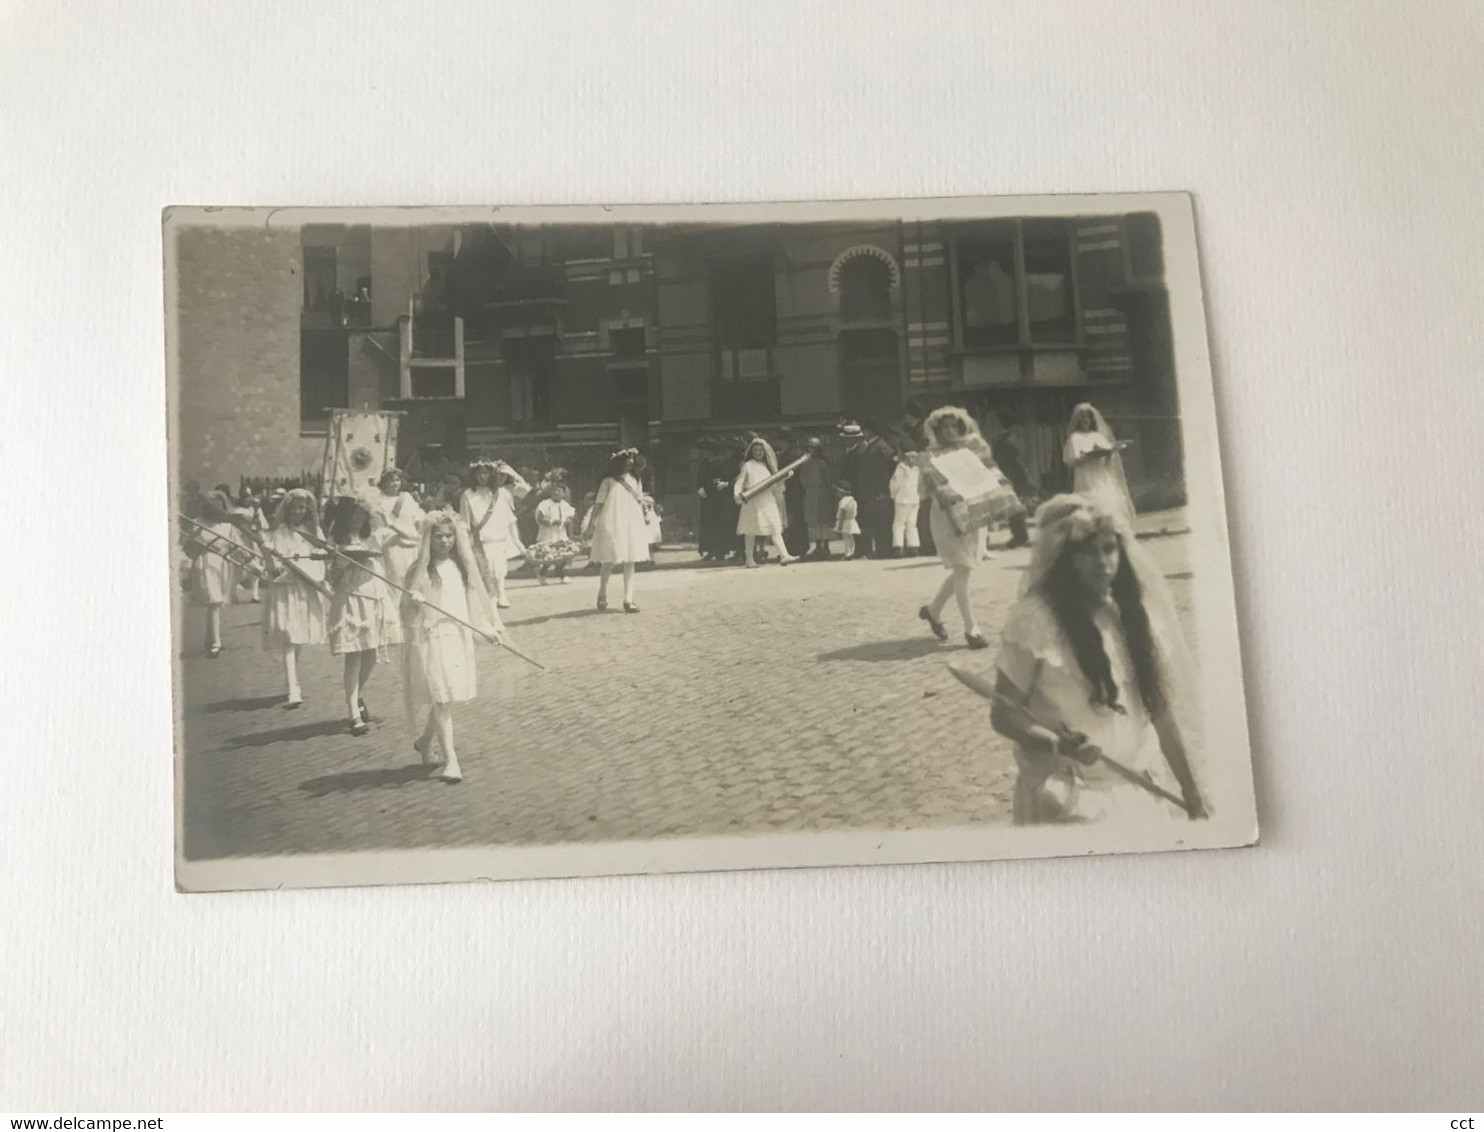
[983,493,1207,825]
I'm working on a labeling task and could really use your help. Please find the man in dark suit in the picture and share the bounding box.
[991,415,1034,549]
[841,418,896,558]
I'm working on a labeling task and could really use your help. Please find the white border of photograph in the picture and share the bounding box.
[167,192,1258,893]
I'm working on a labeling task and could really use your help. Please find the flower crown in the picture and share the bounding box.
[418,507,467,534]
[611,447,640,460]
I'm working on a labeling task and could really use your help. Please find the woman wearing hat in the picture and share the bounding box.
[459,458,530,609]
[797,437,838,560]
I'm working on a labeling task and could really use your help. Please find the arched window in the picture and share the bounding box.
[839,255,893,322]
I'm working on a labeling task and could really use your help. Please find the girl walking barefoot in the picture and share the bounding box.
[402,511,504,784]
[988,494,1206,825]
[326,498,402,736]
[260,488,329,709]
[583,448,651,612]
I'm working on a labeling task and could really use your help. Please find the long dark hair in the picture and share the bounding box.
[1043,532,1166,716]
[325,498,372,546]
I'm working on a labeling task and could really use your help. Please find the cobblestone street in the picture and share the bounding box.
[179,512,1196,860]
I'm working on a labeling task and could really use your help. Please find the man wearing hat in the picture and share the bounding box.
[840,419,896,558]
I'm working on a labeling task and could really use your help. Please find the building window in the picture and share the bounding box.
[711,253,776,382]
[1022,219,1075,345]
[611,327,646,358]
[300,330,349,424]
[957,225,1019,348]
[839,255,893,322]
[517,235,546,264]
[561,227,609,260]
[1125,212,1163,281]
[506,337,554,430]
[614,228,629,260]
[954,218,1081,350]
[303,247,337,313]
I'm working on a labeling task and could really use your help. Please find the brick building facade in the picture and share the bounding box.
[172,213,1180,522]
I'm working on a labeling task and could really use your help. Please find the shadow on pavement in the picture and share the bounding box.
[815,637,951,664]
[505,606,612,629]
[218,718,349,749]
[202,694,285,714]
[299,764,439,797]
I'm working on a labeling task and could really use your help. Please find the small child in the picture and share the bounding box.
[888,450,922,558]
[578,491,601,572]
[834,480,861,561]
[402,510,504,784]
[642,494,664,564]
[325,497,402,736]
[532,483,579,584]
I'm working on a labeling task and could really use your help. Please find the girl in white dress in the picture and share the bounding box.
[834,481,861,560]
[260,488,329,709]
[186,490,249,658]
[326,498,403,736]
[988,494,1206,826]
[459,459,530,610]
[733,438,799,568]
[1063,402,1136,530]
[916,407,998,650]
[373,468,425,587]
[402,510,504,784]
[583,448,651,612]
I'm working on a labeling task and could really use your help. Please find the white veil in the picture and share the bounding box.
[1023,494,1200,744]
[1064,402,1133,510]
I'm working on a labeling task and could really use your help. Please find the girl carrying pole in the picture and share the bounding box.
[326,497,402,736]
[401,510,504,784]
[987,494,1206,825]
[733,437,799,568]
[260,488,329,709]
[185,489,248,658]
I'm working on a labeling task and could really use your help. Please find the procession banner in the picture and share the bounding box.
[320,410,401,500]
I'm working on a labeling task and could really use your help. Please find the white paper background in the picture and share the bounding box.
[2,0,1480,1112]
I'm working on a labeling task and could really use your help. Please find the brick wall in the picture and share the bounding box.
[173,225,321,488]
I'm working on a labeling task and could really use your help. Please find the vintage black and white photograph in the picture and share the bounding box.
[167,194,1257,892]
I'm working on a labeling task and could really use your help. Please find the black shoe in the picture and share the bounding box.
[350,718,370,736]
[919,605,948,642]
[623,601,640,613]
[358,698,371,724]
[965,631,990,650]
[597,595,609,611]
